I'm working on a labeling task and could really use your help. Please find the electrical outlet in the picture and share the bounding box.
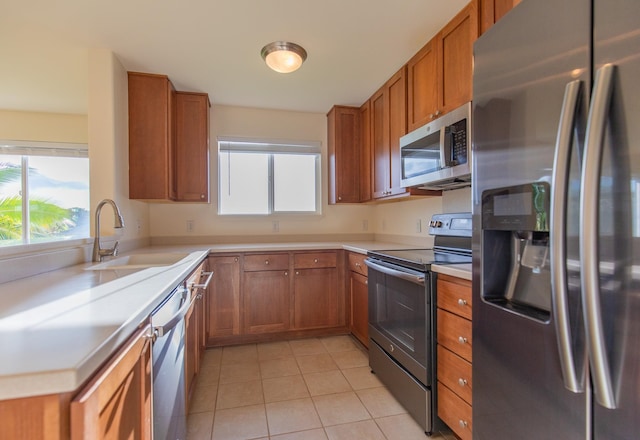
[272,221,279,232]
[416,219,422,233]
[186,220,194,233]
[362,220,368,231]
[136,219,142,234]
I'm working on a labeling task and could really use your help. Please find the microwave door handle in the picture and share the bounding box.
[442,126,453,167]
[580,63,616,409]
[551,79,584,393]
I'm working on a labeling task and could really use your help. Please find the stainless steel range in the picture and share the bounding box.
[365,212,472,435]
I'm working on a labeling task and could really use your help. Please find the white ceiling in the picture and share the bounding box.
[2,0,469,115]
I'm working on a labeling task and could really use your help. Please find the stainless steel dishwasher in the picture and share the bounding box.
[150,281,190,440]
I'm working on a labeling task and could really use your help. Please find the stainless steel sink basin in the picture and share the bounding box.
[85,252,190,271]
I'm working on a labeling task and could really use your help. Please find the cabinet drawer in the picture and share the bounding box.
[244,254,289,271]
[437,308,472,362]
[348,252,368,276]
[437,345,472,405]
[437,275,472,320]
[438,382,472,440]
[294,252,337,269]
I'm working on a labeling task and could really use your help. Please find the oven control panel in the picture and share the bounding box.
[428,213,472,237]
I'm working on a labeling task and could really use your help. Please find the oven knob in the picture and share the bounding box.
[389,344,395,353]
[435,221,443,227]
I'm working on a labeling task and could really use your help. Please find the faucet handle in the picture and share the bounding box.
[112,241,120,256]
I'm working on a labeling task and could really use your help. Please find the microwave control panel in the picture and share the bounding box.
[446,119,468,166]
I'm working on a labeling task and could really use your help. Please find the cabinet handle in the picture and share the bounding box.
[338,196,342,201]
[457,298,467,306]
[314,258,318,263]
[355,262,360,267]
[458,378,468,387]
[200,194,205,199]
[296,271,300,275]
[458,336,468,344]
[234,257,238,262]
[458,420,469,429]
[435,110,441,117]
[429,113,435,119]
[265,260,270,265]
[284,271,288,276]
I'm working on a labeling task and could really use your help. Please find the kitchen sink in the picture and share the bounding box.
[85,252,190,271]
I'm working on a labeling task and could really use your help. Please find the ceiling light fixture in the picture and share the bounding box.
[261,41,307,74]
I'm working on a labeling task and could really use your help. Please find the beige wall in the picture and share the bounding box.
[88,49,149,246]
[0,109,88,143]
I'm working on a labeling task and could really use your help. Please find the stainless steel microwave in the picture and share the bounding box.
[400,102,471,190]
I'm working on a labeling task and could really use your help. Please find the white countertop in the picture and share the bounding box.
[0,240,471,401]
[432,263,472,281]
[0,249,209,400]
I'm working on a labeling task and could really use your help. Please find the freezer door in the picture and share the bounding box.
[590,0,640,438]
[472,0,590,438]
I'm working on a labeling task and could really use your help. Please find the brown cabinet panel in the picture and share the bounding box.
[359,101,372,202]
[243,270,290,334]
[175,92,210,202]
[438,382,472,440]
[293,268,339,329]
[437,345,472,405]
[328,106,361,204]
[128,72,176,201]
[439,0,478,114]
[480,0,521,34]
[244,253,289,271]
[206,255,241,341]
[350,271,369,347]
[0,393,71,440]
[293,252,337,269]
[347,252,367,277]
[70,324,152,440]
[437,308,472,362]
[371,88,388,199]
[407,37,439,132]
[437,275,472,320]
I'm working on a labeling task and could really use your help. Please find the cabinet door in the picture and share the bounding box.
[407,37,439,131]
[243,270,290,334]
[387,67,408,196]
[438,1,478,114]
[293,268,339,329]
[371,88,388,199]
[185,292,201,408]
[206,255,241,342]
[359,100,372,202]
[480,0,521,34]
[128,72,176,201]
[70,325,152,440]
[0,394,70,440]
[328,106,361,204]
[175,92,210,202]
[350,271,369,347]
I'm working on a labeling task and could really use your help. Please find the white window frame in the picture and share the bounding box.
[0,140,90,247]
[217,137,322,216]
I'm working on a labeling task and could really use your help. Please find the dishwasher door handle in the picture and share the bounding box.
[191,270,214,291]
[154,288,192,338]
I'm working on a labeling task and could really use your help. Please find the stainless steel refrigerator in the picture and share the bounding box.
[472,0,640,438]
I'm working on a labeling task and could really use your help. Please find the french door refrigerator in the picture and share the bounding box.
[472,0,640,438]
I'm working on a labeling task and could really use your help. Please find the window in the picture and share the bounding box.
[218,138,321,215]
[0,142,90,247]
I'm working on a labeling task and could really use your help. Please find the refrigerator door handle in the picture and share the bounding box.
[551,79,584,393]
[580,63,617,409]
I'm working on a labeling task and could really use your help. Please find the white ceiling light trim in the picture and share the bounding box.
[260,41,307,73]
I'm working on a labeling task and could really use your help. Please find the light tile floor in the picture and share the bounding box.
[187,335,458,440]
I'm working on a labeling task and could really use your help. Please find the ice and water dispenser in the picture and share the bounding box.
[481,182,551,321]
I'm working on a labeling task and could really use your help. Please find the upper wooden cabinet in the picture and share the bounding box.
[359,100,372,202]
[371,67,409,200]
[175,92,211,202]
[407,1,479,130]
[327,106,361,204]
[128,72,210,202]
[128,72,176,201]
[479,0,521,35]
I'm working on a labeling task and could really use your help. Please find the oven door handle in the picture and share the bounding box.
[364,259,425,286]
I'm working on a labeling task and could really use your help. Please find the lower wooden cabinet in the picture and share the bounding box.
[185,261,207,409]
[70,324,152,440]
[243,263,290,334]
[347,252,369,347]
[205,250,346,346]
[206,255,241,343]
[436,274,473,440]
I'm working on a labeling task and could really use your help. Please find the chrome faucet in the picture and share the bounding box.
[92,199,125,262]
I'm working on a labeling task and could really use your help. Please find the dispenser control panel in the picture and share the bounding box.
[482,182,550,232]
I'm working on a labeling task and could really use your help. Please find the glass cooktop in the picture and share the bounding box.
[367,248,472,271]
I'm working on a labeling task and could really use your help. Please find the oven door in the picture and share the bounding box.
[365,257,433,386]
